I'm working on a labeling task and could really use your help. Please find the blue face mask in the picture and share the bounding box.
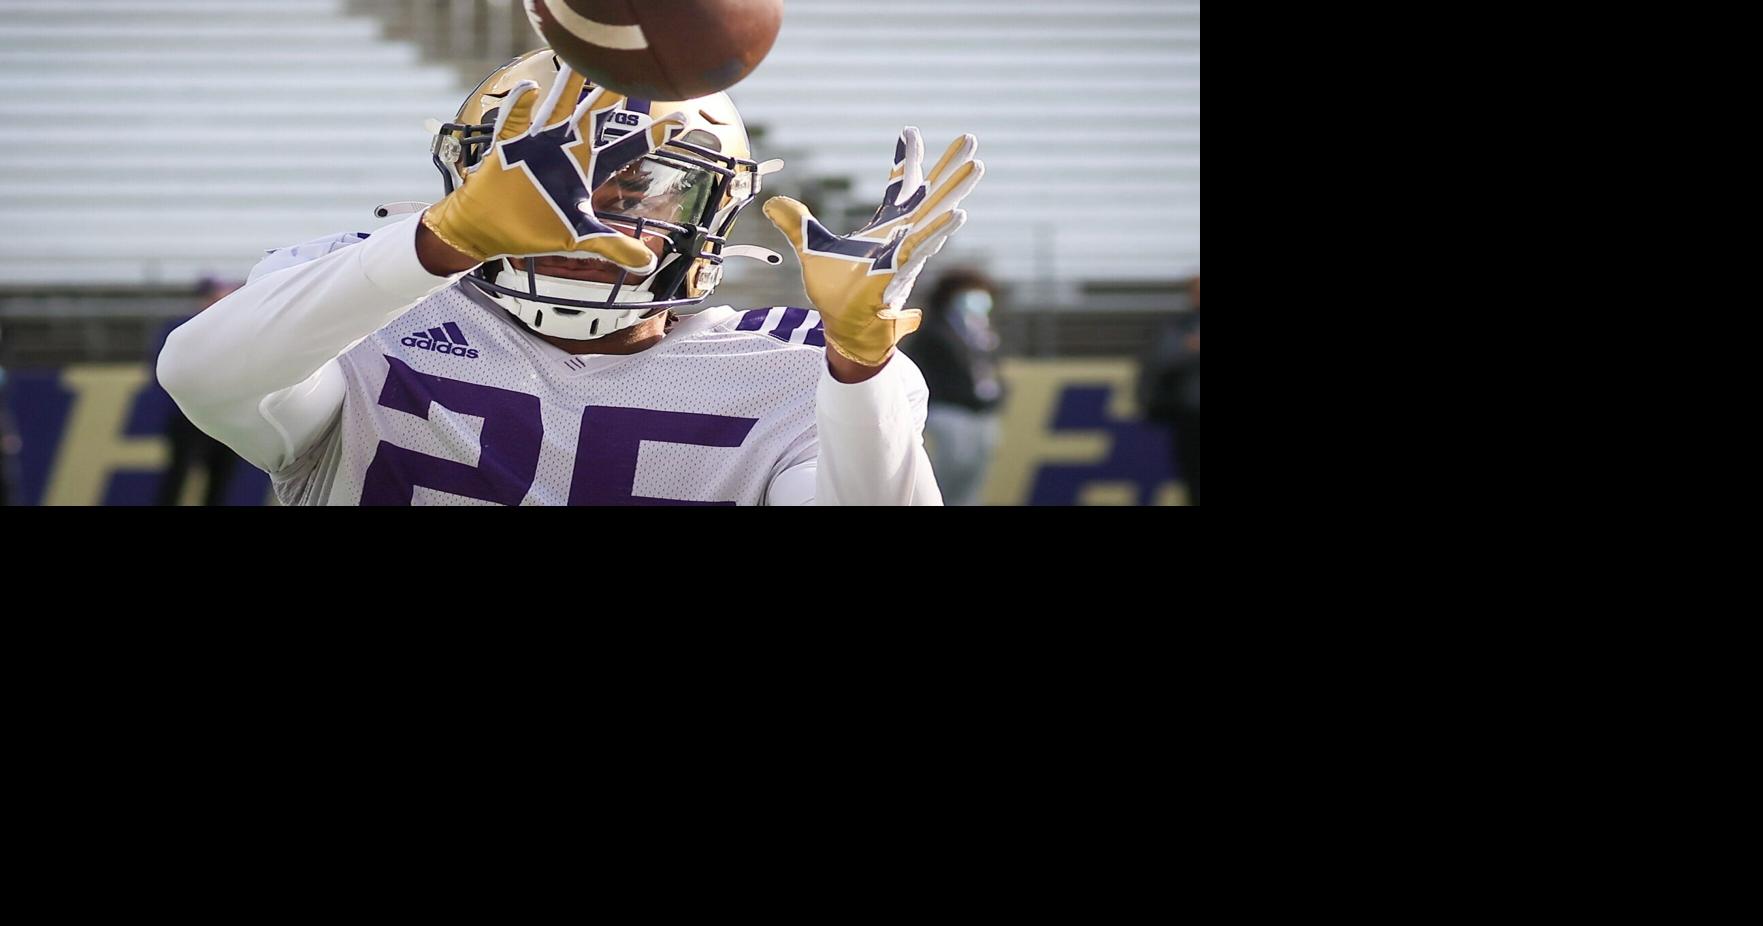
[952,289,993,320]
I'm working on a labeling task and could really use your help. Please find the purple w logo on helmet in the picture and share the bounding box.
[500,111,659,240]
[804,223,905,272]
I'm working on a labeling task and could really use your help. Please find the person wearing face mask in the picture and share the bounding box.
[900,268,1005,506]
[0,322,16,506]
[1141,275,1200,505]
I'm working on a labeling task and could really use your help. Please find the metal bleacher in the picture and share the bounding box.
[0,0,464,290]
[0,0,1198,363]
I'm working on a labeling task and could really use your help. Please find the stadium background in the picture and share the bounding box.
[0,0,1199,506]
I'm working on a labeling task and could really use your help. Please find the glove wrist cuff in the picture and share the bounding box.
[826,335,896,368]
[421,205,494,264]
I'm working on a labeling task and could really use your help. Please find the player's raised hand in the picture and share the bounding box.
[763,127,984,366]
[422,63,688,273]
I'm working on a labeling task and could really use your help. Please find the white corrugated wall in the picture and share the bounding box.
[729,0,1200,300]
[0,0,465,286]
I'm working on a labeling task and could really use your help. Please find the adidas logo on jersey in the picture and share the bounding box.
[402,322,480,358]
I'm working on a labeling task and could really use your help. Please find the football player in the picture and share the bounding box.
[158,50,983,505]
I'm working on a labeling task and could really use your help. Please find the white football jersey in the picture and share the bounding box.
[157,216,941,507]
[275,285,829,506]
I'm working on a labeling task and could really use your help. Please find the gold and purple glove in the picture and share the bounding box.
[763,127,985,366]
[422,64,687,272]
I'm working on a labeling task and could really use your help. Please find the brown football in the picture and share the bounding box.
[525,0,784,100]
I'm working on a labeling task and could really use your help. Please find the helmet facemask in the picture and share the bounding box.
[428,51,782,341]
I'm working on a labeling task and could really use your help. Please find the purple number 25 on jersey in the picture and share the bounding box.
[362,356,759,505]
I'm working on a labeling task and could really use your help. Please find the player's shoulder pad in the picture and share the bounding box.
[730,306,826,347]
[248,231,374,283]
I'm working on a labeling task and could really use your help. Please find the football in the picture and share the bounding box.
[524,0,784,100]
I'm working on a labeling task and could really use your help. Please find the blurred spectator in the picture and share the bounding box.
[900,268,1005,505]
[153,278,247,506]
[0,322,17,506]
[1141,275,1200,505]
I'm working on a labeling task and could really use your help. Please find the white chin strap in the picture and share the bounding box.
[486,262,662,340]
[474,245,785,340]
